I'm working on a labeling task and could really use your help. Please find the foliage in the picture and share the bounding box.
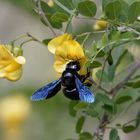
[3,0,140,140]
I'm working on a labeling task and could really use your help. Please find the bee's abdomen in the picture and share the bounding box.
[63,87,79,100]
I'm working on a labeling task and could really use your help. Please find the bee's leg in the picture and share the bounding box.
[83,79,92,87]
[78,71,90,83]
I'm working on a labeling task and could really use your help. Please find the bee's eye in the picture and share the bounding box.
[66,61,80,71]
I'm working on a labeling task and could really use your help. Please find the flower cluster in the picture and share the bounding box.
[0,33,86,81]
[0,44,25,81]
[48,33,87,74]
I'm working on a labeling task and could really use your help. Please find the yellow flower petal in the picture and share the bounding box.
[47,0,54,7]
[55,40,85,60]
[14,56,26,64]
[6,68,22,81]
[54,59,69,73]
[48,33,72,54]
[54,40,87,74]
[0,95,30,128]
[0,44,24,81]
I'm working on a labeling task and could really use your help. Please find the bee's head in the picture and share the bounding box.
[66,61,80,71]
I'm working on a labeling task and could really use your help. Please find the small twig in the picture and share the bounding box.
[82,33,90,47]
[11,34,28,47]
[75,31,105,38]
[75,16,101,21]
[39,11,57,37]
[110,60,140,94]
[20,39,34,47]
[27,32,42,43]
[33,1,57,37]
[94,113,109,140]
[99,59,107,86]
[65,14,74,33]
[123,118,140,126]
[88,78,110,93]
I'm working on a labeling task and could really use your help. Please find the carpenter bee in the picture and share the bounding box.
[31,61,94,103]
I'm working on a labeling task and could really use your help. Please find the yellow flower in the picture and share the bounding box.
[0,95,30,128]
[0,95,30,140]
[94,20,107,31]
[48,33,72,54]
[47,0,54,7]
[0,44,25,81]
[48,34,87,74]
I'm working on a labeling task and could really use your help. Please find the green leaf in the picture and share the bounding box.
[96,34,108,49]
[126,80,140,88]
[136,96,140,102]
[51,12,69,23]
[42,12,69,29]
[102,104,116,114]
[102,0,116,10]
[40,13,62,29]
[95,69,109,82]
[96,50,105,57]
[77,0,97,17]
[74,102,88,111]
[106,50,113,65]
[87,61,102,69]
[128,1,140,23]
[107,65,115,82]
[68,101,78,117]
[122,125,136,133]
[86,109,99,118]
[115,49,128,69]
[105,1,121,20]
[42,38,52,46]
[118,0,129,22]
[96,93,116,114]
[40,1,55,14]
[136,109,140,128]
[79,132,93,140]
[109,129,120,140]
[115,96,132,104]
[96,93,112,104]
[76,116,85,133]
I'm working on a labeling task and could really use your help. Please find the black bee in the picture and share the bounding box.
[31,61,94,103]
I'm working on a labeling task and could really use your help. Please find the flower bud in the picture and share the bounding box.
[94,20,107,31]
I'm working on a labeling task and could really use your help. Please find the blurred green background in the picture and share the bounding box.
[0,0,140,140]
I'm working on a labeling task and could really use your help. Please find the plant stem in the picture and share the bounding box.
[11,34,28,46]
[26,32,42,44]
[123,118,140,126]
[88,78,110,93]
[33,0,57,37]
[75,31,105,38]
[65,14,74,33]
[110,60,140,94]
[39,11,57,37]
[54,0,74,15]
[20,39,35,47]
[82,33,90,47]
[94,113,109,140]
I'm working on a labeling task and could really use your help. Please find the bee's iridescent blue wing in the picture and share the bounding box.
[75,77,95,103]
[31,79,61,101]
